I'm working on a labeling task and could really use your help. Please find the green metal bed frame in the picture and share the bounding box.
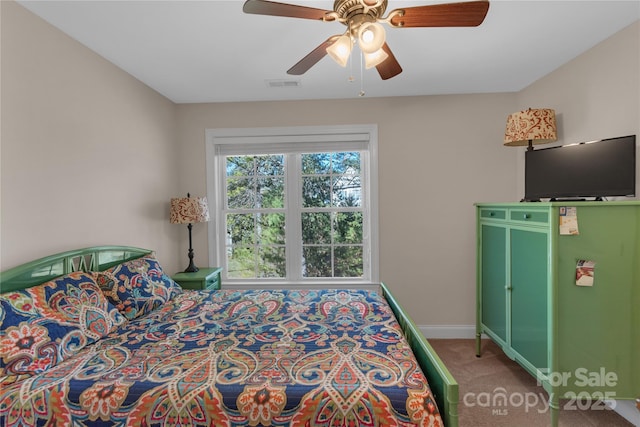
[0,246,459,427]
[380,282,459,427]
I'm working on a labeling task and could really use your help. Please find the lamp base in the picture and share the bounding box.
[184,263,199,273]
[184,224,199,273]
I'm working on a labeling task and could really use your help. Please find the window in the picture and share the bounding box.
[206,125,378,287]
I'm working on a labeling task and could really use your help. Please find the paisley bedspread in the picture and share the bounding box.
[0,288,443,427]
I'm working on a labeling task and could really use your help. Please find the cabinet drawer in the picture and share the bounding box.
[204,275,220,290]
[480,208,507,220]
[172,267,222,291]
[509,209,549,224]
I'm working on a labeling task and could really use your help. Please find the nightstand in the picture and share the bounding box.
[172,267,222,291]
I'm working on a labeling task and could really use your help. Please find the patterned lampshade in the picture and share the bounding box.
[170,195,210,224]
[504,108,557,150]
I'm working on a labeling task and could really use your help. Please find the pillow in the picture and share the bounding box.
[0,271,126,383]
[93,253,182,320]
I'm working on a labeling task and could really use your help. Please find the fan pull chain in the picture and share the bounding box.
[348,22,355,84]
[348,49,355,83]
[359,51,365,97]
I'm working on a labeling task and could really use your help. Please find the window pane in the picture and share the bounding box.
[302,176,331,207]
[302,153,331,174]
[257,177,284,209]
[227,177,256,209]
[334,212,363,244]
[227,247,256,278]
[257,155,284,176]
[332,152,360,174]
[258,246,286,278]
[303,246,331,277]
[227,214,255,245]
[334,246,363,277]
[333,175,361,207]
[257,213,285,245]
[301,212,331,244]
[227,156,256,176]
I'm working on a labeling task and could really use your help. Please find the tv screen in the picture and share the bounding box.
[524,135,636,201]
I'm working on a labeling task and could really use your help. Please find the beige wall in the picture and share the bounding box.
[2,0,638,327]
[1,1,181,272]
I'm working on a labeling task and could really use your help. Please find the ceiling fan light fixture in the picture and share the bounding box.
[358,22,386,54]
[326,34,352,67]
[363,48,388,69]
[243,0,491,81]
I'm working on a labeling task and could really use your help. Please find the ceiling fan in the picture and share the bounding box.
[243,0,490,80]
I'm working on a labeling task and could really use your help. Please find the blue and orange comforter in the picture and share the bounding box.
[1,288,443,426]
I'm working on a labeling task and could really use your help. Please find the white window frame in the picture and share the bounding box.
[205,124,379,289]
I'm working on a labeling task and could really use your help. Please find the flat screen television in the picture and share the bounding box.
[524,135,636,201]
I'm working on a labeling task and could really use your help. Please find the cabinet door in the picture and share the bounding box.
[510,228,548,371]
[480,223,507,342]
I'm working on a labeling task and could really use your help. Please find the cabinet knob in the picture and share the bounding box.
[523,214,531,219]
[505,285,512,290]
[490,212,495,217]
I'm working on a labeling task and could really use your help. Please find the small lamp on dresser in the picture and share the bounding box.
[170,193,210,273]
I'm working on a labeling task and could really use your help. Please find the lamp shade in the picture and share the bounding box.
[358,22,386,54]
[326,34,352,67]
[504,108,557,148]
[363,48,388,69]
[170,196,210,224]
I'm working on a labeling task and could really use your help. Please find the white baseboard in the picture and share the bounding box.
[417,325,639,425]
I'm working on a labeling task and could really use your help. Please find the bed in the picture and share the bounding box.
[0,246,458,426]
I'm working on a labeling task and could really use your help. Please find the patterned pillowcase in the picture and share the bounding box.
[93,254,182,321]
[0,271,126,383]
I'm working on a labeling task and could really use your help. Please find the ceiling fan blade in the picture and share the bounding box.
[243,0,332,21]
[287,36,339,75]
[389,0,490,28]
[376,43,402,80]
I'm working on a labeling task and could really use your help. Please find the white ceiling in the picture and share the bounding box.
[17,0,640,104]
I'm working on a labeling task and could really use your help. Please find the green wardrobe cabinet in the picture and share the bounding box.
[476,202,640,426]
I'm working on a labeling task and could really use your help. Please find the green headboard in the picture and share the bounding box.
[0,246,152,293]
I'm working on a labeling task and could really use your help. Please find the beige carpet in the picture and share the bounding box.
[429,339,635,427]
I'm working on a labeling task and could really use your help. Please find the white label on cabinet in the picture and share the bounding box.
[560,206,579,235]
[576,260,595,286]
